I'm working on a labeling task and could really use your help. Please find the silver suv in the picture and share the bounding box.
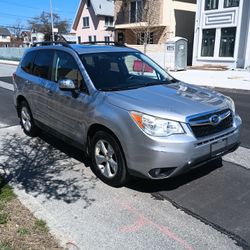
[13,42,241,187]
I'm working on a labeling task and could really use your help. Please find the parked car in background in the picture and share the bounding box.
[13,42,241,187]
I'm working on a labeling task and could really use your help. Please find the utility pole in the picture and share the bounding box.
[50,0,55,41]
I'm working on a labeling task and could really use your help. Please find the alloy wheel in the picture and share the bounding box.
[94,139,118,178]
[21,106,32,132]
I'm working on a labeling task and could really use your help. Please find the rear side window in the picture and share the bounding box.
[33,50,54,80]
[21,51,36,74]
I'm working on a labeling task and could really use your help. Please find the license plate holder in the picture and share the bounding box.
[211,139,227,157]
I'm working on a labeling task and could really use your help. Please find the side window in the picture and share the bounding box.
[33,50,54,80]
[52,50,85,92]
[21,51,36,74]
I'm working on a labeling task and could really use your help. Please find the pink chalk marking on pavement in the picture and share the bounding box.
[117,201,193,250]
[120,215,148,233]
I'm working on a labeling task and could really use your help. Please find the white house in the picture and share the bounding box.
[71,0,114,44]
[0,27,11,47]
[31,32,45,44]
[192,0,250,69]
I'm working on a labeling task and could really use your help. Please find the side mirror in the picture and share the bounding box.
[59,79,76,91]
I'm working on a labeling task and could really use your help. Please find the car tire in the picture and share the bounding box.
[91,131,128,187]
[19,101,39,137]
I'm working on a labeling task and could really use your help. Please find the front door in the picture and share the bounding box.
[47,50,91,144]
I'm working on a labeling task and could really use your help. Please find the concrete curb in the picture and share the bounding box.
[0,60,19,66]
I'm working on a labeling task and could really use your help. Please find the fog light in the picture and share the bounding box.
[154,168,161,176]
[149,167,177,178]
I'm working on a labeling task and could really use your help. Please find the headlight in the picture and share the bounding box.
[130,112,184,137]
[225,96,235,114]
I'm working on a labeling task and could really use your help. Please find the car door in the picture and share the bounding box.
[47,49,92,143]
[29,49,54,126]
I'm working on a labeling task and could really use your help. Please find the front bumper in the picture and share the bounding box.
[125,115,241,179]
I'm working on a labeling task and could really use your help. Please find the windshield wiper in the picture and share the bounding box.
[100,85,142,91]
[100,79,178,91]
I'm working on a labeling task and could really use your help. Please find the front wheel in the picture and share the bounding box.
[91,131,128,187]
[19,101,39,137]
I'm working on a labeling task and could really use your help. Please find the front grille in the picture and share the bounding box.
[189,109,233,138]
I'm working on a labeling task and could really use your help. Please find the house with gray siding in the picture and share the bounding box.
[0,27,11,47]
[192,0,250,69]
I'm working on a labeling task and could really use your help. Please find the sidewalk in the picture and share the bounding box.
[0,60,19,66]
[170,69,250,91]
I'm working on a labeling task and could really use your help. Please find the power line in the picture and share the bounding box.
[0,24,29,29]
[0,12,34,19]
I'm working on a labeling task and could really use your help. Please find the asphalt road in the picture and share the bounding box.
[218,88,250,149]
[0,64,250,249]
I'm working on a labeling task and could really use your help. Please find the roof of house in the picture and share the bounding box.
[0,27,11,36]
[91,0,114,17]
[72,0,114,30]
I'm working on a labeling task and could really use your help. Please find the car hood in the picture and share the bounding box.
[106,82,230,122]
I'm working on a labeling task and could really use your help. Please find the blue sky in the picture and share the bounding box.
[0,0,79,30]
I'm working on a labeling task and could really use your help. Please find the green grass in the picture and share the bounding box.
[34,219,48,233]
[0,212,8,224]
[0,177,16,225]
[0,241,13,250]
[0,177,16,203]
[17,227,30,236]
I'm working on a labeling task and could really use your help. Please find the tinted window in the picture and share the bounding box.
[224,0,239,8]
[205,0,219,10]
[201,29,216,57]
[33,50,54,80]
[52,50,85,91]
[21,51,36,74]
[219,27,236,57]
[80,52,172,91]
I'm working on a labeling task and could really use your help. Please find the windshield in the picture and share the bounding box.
[80,51,175,91]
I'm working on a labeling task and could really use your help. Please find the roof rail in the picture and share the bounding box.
[32,41,71,48]
[80,41,126,47]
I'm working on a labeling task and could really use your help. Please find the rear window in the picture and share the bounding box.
[32,50,54,80]
[21,51,37,74]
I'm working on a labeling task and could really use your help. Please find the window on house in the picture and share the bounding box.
[136,32,154,45]
[104,36,110,44]
[224,0,239,8]
[130,0,143,23]
[93,35,96,42]
[205,0,219,10]
[219,27,236,57]
[83,17,89,28]
[105,16,114,27]
[201,29,216,57]
[88,36,92,42]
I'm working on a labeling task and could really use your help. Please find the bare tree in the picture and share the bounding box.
[10,20,24,39]
[28,11,70,40]
[130,0,160,53]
